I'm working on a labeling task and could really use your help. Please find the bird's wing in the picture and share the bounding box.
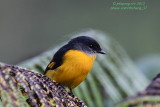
[45,61,56,71]
[44,44,72,74]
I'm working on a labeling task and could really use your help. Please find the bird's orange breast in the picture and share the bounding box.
[46,50,96,89]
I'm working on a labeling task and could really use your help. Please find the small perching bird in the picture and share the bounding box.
[44,36,105,89]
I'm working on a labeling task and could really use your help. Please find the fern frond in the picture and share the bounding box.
[18,29,149,106]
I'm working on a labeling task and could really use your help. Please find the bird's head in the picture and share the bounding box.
[68,36,106,55]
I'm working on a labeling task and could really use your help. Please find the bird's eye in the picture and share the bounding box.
[89,44,93,48]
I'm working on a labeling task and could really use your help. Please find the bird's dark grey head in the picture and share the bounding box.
[68,36,106,55]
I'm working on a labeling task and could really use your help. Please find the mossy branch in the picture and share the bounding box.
[0,63,87,107]
[116,73,160,107]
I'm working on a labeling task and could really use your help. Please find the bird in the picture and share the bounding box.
[44,36,106,89]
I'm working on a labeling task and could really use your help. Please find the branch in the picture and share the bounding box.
[116,73,160,107]
[0,62,87,107]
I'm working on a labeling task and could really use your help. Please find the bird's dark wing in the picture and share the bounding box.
[44,44,72,74]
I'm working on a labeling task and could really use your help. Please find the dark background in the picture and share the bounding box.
[0,0,159,64]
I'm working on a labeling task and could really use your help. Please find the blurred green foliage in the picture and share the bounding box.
[19,30,149,107]
[0,0,160,64]
[136,54,160,80]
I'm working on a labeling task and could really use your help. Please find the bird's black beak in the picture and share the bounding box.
[97,50,106,54]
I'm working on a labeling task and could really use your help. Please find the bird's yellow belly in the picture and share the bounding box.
[49,50,96,89]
